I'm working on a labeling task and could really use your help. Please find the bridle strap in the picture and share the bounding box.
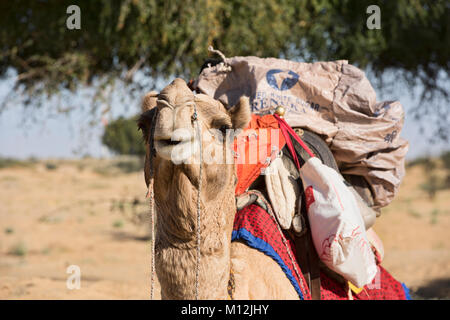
[148,107,158,300]
[193,103,202,300]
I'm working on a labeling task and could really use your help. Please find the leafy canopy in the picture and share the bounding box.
[1,0,449,137]
[102,116,145,156]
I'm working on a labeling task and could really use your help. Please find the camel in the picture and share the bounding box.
[138,78,299,299]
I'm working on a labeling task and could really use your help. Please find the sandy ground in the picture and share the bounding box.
[0,158,449,299]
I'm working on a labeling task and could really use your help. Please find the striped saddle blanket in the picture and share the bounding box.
[231,203,411,300]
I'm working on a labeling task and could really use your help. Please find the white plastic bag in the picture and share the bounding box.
[299,157,377,287]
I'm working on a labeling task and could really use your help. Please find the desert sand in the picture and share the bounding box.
[0,158,448,299]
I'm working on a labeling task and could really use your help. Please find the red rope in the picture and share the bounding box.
[273,114,315,169]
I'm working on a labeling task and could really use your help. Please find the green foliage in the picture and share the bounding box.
[9,242,27,256]
[114,159,143,173]
[407,209,422,219]
[417,153,450,198]
[0,157,37,169]
[92,157,143,176]
[444,174,450,189]
[112,220,124,228]
[430,209,439,225]
[110,196,148,226]
[1,1,449,137]
[440,151,450,171]
[45,162,59,170]
[407,156,430,168]
[2,1,449,92]
[420,175,438,200]
[102,116,145,156]
[418,156,438,199]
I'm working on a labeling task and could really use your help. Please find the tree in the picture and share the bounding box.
[102,116,145,156]
[1,0,449,138]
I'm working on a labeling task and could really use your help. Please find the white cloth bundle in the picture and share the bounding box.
[299,157,377,287]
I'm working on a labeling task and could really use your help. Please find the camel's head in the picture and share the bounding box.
[138,78,251,188]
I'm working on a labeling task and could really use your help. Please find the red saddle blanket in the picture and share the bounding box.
[231,203,411,300]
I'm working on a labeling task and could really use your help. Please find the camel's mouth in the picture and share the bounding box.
[157,139,183,146]
[154,133,198,163]
[155,137,193,150]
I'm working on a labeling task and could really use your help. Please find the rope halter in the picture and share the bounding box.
[147,100,203,300]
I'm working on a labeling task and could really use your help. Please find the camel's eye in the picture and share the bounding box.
[211,116,232,140]
[219,125,230,134]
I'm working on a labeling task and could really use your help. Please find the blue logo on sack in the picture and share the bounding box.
[266,69,299,91]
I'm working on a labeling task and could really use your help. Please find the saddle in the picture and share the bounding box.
[234,111,379,299]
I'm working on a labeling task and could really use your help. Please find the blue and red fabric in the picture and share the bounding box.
[231,203,411,300]
[232,203,311,299]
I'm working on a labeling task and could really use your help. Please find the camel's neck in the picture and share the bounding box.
[153,162,236,299]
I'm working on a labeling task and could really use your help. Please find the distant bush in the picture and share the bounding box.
[114,159,143,173]
[102,116,145,156]
[9,242,27,256]
[45,162,58,170]
[406,156,430,168]
[444,175,450,189]
[93,157,143,176]
[110,197,148,226]
[112,220,124,228]
[420,174,439,200]
[404,153,450,193]
[441,151,450,171]
[0,157,37,169]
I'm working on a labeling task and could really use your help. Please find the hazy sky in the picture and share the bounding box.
[0,72,448,160]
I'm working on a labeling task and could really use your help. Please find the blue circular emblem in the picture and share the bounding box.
[266,69,299,91]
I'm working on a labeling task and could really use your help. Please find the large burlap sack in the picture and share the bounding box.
[193,56,409,208]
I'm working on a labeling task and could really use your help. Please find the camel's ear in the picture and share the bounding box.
[141,91,159,113]
[138,91,159,143]
[228,96,251,129]
[137,108,157,144]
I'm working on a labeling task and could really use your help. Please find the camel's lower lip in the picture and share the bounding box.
[154,139,197,162]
